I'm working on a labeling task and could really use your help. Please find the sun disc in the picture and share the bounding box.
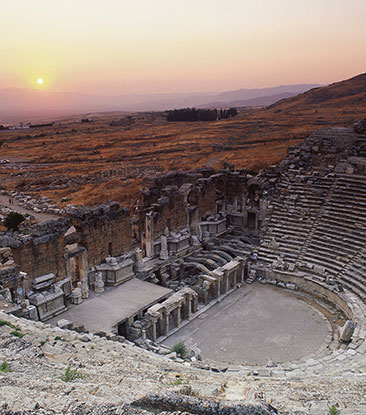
[37,78,44,85]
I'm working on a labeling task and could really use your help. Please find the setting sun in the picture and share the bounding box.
[37,78,44,85]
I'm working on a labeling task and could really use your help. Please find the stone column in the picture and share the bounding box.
[135,248,144,273]
[177,306,181,327]
[151,320,157,342]
[187,299,192,319]
[19,271,29,295]
[80,250,89,280]
[192,296,198,313]
[81,276,89,299]
[216,281,220,298]
[160,316,164,336]
[145,213,154,257]
[165,312,170,334]
[160,235,169,260]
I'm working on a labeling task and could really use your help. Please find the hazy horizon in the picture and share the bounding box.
[1,0,365,96]
[0,82,325,122]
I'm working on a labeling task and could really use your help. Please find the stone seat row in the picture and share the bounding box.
[308,235,359,256]
[300,254,344,276]
[336,173,366,184]
[334,189,366,201]
[304,247,354,268]
[340,275,366,301]
[274,202,324,212]
[266,208,316,221]
[302,237,360,267]
[324,205,366,222]
[339,251,366,301]
[313,221,366,245]
[326,201,366,216]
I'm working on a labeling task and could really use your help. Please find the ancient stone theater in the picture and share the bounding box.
[1,123,366,414]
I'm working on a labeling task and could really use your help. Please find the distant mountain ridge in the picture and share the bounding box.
[212,83,321,101]
[197,92,299,109]
[0,80,342,123]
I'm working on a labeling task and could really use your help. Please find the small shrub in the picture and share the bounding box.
[54,336,63,341]
[171,341,187,358]
[180,385,200,397]
[61,365,84,382]
[0,361,12,373]
[329,405,341,415]
[0,320,24,338]
[0,320,17,330]
[40,340,46,346]
[11,330,24,338]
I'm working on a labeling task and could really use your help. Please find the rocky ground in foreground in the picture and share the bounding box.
[0,312,365,415]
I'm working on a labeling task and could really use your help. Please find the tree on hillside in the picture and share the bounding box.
[218,107,238,119]
[166,108,219,122]
[4,212,25,232]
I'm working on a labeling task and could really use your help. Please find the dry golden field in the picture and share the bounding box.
[0,74,365,208]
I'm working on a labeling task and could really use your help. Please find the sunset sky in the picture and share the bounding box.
[1,0,365,94]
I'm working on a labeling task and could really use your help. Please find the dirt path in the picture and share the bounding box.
[0,195,60,223]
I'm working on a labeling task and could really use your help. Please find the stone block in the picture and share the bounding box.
[57,319,73,329]
[339,320,356,343]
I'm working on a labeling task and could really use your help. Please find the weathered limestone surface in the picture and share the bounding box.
[0,311,366,415]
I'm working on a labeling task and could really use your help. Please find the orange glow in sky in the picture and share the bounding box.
[1,0,365,94]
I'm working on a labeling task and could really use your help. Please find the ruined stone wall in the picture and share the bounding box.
[223,171,249,202]
[152,191,188,237]
[69,202,133,268]
[0,265,20,294]
[11,220,70,280]
[195,176,222,219]
[214,172,247,214]
[137,171,228,246]
[136,169,271,247]
[1,202,134,282]
[145,169,216,191]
